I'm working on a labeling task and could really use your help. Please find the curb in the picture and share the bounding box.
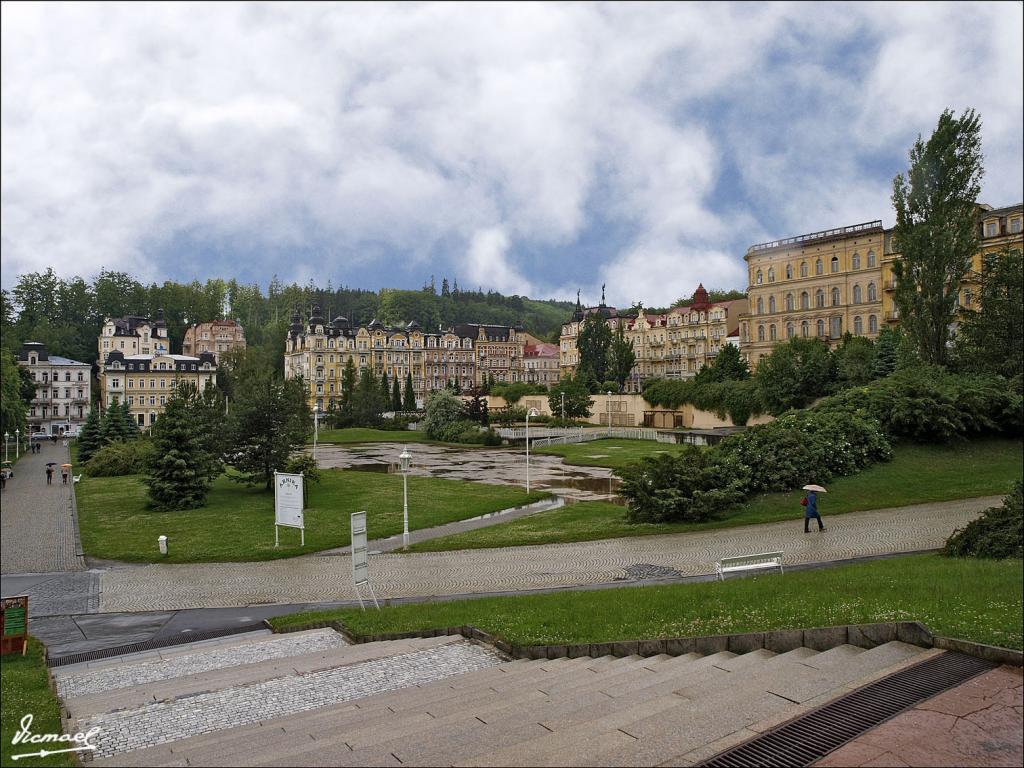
[269,618,1023,667]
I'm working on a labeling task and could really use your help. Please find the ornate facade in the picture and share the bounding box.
[182,319,246,362]
[100,351,217,428]
[18,342,92,436]
[97,312,170,374]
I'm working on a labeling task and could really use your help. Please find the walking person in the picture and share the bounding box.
[801,486,826,532]
[45,466,54,485]
[61,466,69,485]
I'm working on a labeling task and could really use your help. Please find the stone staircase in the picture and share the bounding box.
[53,628,942,767]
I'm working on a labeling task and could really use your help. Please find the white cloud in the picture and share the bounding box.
[1,1,1020,306]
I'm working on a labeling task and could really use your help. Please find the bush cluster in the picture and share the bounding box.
[643,378,763,426]
[85,440,155,477]
[944,481,1023,559]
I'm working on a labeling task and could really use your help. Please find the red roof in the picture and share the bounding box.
[524,343,559,358]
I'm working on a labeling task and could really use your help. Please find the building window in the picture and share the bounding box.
[1010,217,1022,234]
[831,256,839,273]
[755,269,763,285]
[853,285,862,304]
[869,315,878,333]
[867,250,876,267]
[785,264,793,279]
[852,253,860,270]
[867,282,877,302]
[815,259,823,275]
[786,323,794,339]
[830,316,842,338]
[768,296,776,313]
[757,325,765,341]
[800,261,808,277]
[769,324,777,341]
[801,291,809,310]
[801,320,809,337]
[817,319,826,337]
[854,316,863,334]
[985,221,998,237]
[756,297,764,314]
[767,267,775,283]
[831,287,840,306]
[815,289,825,308]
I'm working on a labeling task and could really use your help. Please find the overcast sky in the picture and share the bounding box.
[2,1,1021,307]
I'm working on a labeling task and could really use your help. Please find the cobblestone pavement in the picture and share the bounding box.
[76,639,505,759]
[815,665,1023,767]
[0,439,85,574]
[98,496,998,612]
[316,442,622,502]
[55,628,348,698]
[0,570,101,616]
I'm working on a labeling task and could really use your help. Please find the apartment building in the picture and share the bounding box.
[451,323,526,388]
[100,351,218,428]
[182,319,246,362]
[559,289,626,376]
[97,312,169,374]
[17,342,91,436]
[523,338,561,387]
[284,307,506,412]
[739,221,886,367]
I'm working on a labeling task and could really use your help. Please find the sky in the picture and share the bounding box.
[2,1,1022,309]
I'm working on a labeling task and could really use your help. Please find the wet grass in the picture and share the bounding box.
[1,638,75,767]
[76,469,548,563]
[271,553,1024,650]
[532,438,692,470]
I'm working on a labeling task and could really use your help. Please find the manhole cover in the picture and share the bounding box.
[622,563,683,580]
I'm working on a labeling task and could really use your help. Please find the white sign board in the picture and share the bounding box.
[274,472,305,547]
[350,511,378,609]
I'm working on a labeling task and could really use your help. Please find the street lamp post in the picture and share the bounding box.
[312,405,320,461]
[399,446,411,549]
[525,408,539,493]
[15,429,20,460]
[560,392,565,421]
[606,392,612,437]
[4,432,8,462]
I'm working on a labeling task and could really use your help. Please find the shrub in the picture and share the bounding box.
[944,481,1023,559]
[85,440,155,477]
[620,449,749,524]
[642,378,763,426]
[490,382,546,404]
[422,390,466,440]
[284,453,321,483]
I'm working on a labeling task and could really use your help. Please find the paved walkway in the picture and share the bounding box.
[98,496,998,613]
[0,440,85,574]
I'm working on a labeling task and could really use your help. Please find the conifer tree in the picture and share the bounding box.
[391,377,402,412]
[402,372,417,411]
[145,384,212,510]
[872,327,900,379]
[76,408,102,464]
[379,372,390,405]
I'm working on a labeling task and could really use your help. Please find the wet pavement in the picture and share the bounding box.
[315,442,623,502]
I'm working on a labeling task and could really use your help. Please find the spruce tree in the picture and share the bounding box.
[118,399,138,439]
[98,402,122,446]
[403,373,417,411]
[391,377,402,412]
[76,408,102,464]
[145,386,212,510]
[379,372,390,406]
[872,327,900,379]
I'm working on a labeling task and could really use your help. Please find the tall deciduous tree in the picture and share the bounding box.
[577,314,612,384]
[954,247,1024,378]
[607,325,636,391]
[230,372,310,490]
[0,348,28,436]
[891,108,984,366]
[695,343,750,384]
[547,375,594,419]
[755,337,836,414]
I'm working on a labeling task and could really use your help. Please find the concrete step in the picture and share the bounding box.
[65,634,466,718]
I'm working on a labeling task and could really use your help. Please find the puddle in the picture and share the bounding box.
[347,463,398,473]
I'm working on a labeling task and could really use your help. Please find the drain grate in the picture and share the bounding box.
[47,623,268,668]
[698,651,996,767]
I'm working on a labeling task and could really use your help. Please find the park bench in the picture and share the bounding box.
[715,551,784,581]
[73,474,82,484]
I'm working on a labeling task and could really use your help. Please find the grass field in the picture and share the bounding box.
[272,553,1024,650]
[313,428,433,444]
[1,639,74,768]
[76,470,548,563]
[408,438,1023,552]
[532,438,691,470]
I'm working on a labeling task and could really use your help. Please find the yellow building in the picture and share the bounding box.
[559,289,626,377]
[100,351,217,428]
[739,221,886,367]
[97,313,170,374]
[881,202,1024,326]
[451,323,526,387]
[284,306,503,412]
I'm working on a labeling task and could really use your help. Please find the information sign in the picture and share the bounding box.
[274,471,305,546]
[350,511,379,609]
[1,595,29,656]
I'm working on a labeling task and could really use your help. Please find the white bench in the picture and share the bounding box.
[715,551,784,581]
[73,474,82,484]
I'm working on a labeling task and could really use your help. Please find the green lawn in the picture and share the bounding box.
[532,438,692,470]
[313,428,433,444]
[76,470,548,563]
[1,638,75,768]
[272,553,1024,650]
[408,438,1023,552]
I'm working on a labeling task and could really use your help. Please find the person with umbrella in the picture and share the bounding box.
[61,463,71,485]
[802,484,826,532]
[45,462,55,485]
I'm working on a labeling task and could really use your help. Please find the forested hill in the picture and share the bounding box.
[1,269,576,367]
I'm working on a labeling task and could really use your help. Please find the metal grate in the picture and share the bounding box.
[47,623,268,667]
[699,652,996,768]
